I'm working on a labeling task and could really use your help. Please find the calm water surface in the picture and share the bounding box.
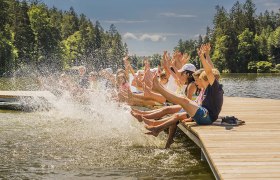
[221,73,280,99]
[0,73,279,179]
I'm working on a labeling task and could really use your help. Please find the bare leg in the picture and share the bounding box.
[165,124,177,149]
[143,85,166,104]
[145,114,182,136]
[147,75,199,117]
[142,116,172,126]
[142,105,181,119]
[131,107,161,115]
[128,97,160,107]
[130,111,143,122]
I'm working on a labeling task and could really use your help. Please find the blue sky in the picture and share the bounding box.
[41,0,280,56]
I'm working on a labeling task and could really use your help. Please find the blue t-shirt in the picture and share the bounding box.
[202,79,224,121]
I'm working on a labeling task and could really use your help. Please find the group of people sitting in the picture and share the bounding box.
[39,43,224,149]
[123,43,223,148]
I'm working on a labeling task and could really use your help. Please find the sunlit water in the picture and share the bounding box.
[221,73,280,99]
[0,78,213,179]
[0,73,279,179]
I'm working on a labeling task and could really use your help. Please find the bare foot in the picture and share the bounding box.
[181,118,193,123]
[131,108,146,114]
[165,139,175,149]
[130,111,143,122]
[145,131,159,137]
[144,125,160,137]
[151,74,161,92]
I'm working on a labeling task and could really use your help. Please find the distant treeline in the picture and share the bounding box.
[0,0,128,76]
[174,0,280,73]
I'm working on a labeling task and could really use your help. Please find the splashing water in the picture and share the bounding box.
[0,77,214,179]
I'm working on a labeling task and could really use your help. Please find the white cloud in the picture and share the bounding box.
[139,34,166,42]
[123,32,166,42]
[160,12,196,18]
[123,32,138,40]
[103,19,147,24]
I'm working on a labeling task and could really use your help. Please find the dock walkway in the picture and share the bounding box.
[178,96,280,179]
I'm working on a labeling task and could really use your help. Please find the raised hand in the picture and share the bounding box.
[181,53,190,65]
[204,43,211,55]
[143,84,152,97]
[144,58,150,70]
[157,65,162,76]
[197,47,204,59]
[151,73,161,92]
[142,68,153,88]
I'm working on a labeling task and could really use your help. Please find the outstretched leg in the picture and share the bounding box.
[131,107,161,115]
[130,111,143,122]
[142,105,182,119]
[145,114,182,136]
[146,75,199,117]
[142,115,174,126]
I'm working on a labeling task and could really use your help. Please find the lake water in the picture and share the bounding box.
[221,73,280,99]
[0,73,279,179]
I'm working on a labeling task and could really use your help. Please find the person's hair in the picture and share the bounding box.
[198,68,221,81]
[116,74,128,89]
[160,71,167,79]
[116,69,126,76]
[192,69,205,95]
[181,70,195,84]
[192,69,204,79]
[212,68,220,80]
[116,68,129,81]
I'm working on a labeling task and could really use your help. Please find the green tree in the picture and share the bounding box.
[94,21,102,50]
[229,1,244,34]
[61,7,79,39]
[150,54,161,68]
[12,0,36,66]
[237,28,258,72]
[28,4,61,67]
[203,26,211,43]
[243,0,256,34]
[0,0,16,75]
[62,31,83,68]
[175,39,185,53]
[212,35,229,72]
[254,27,272,61]
[256,61,272,73]
[268,26,280,64]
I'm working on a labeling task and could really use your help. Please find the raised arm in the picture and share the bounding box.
[202,43,214,68]
[162,51,171,78]
[181,53,190,66]
[123,55,136,76]
[197,44,215,85]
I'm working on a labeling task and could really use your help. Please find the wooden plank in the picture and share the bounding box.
[0,91,56,99]
[179,96,280,179]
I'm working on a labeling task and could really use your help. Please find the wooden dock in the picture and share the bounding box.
[178,96,280,179]
[0,91,56,110]
[0,91,56,100]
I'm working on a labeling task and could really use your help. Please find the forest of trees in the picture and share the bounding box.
[0,0,128,76]
[1,0,280,76]
[174,0,280,73]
